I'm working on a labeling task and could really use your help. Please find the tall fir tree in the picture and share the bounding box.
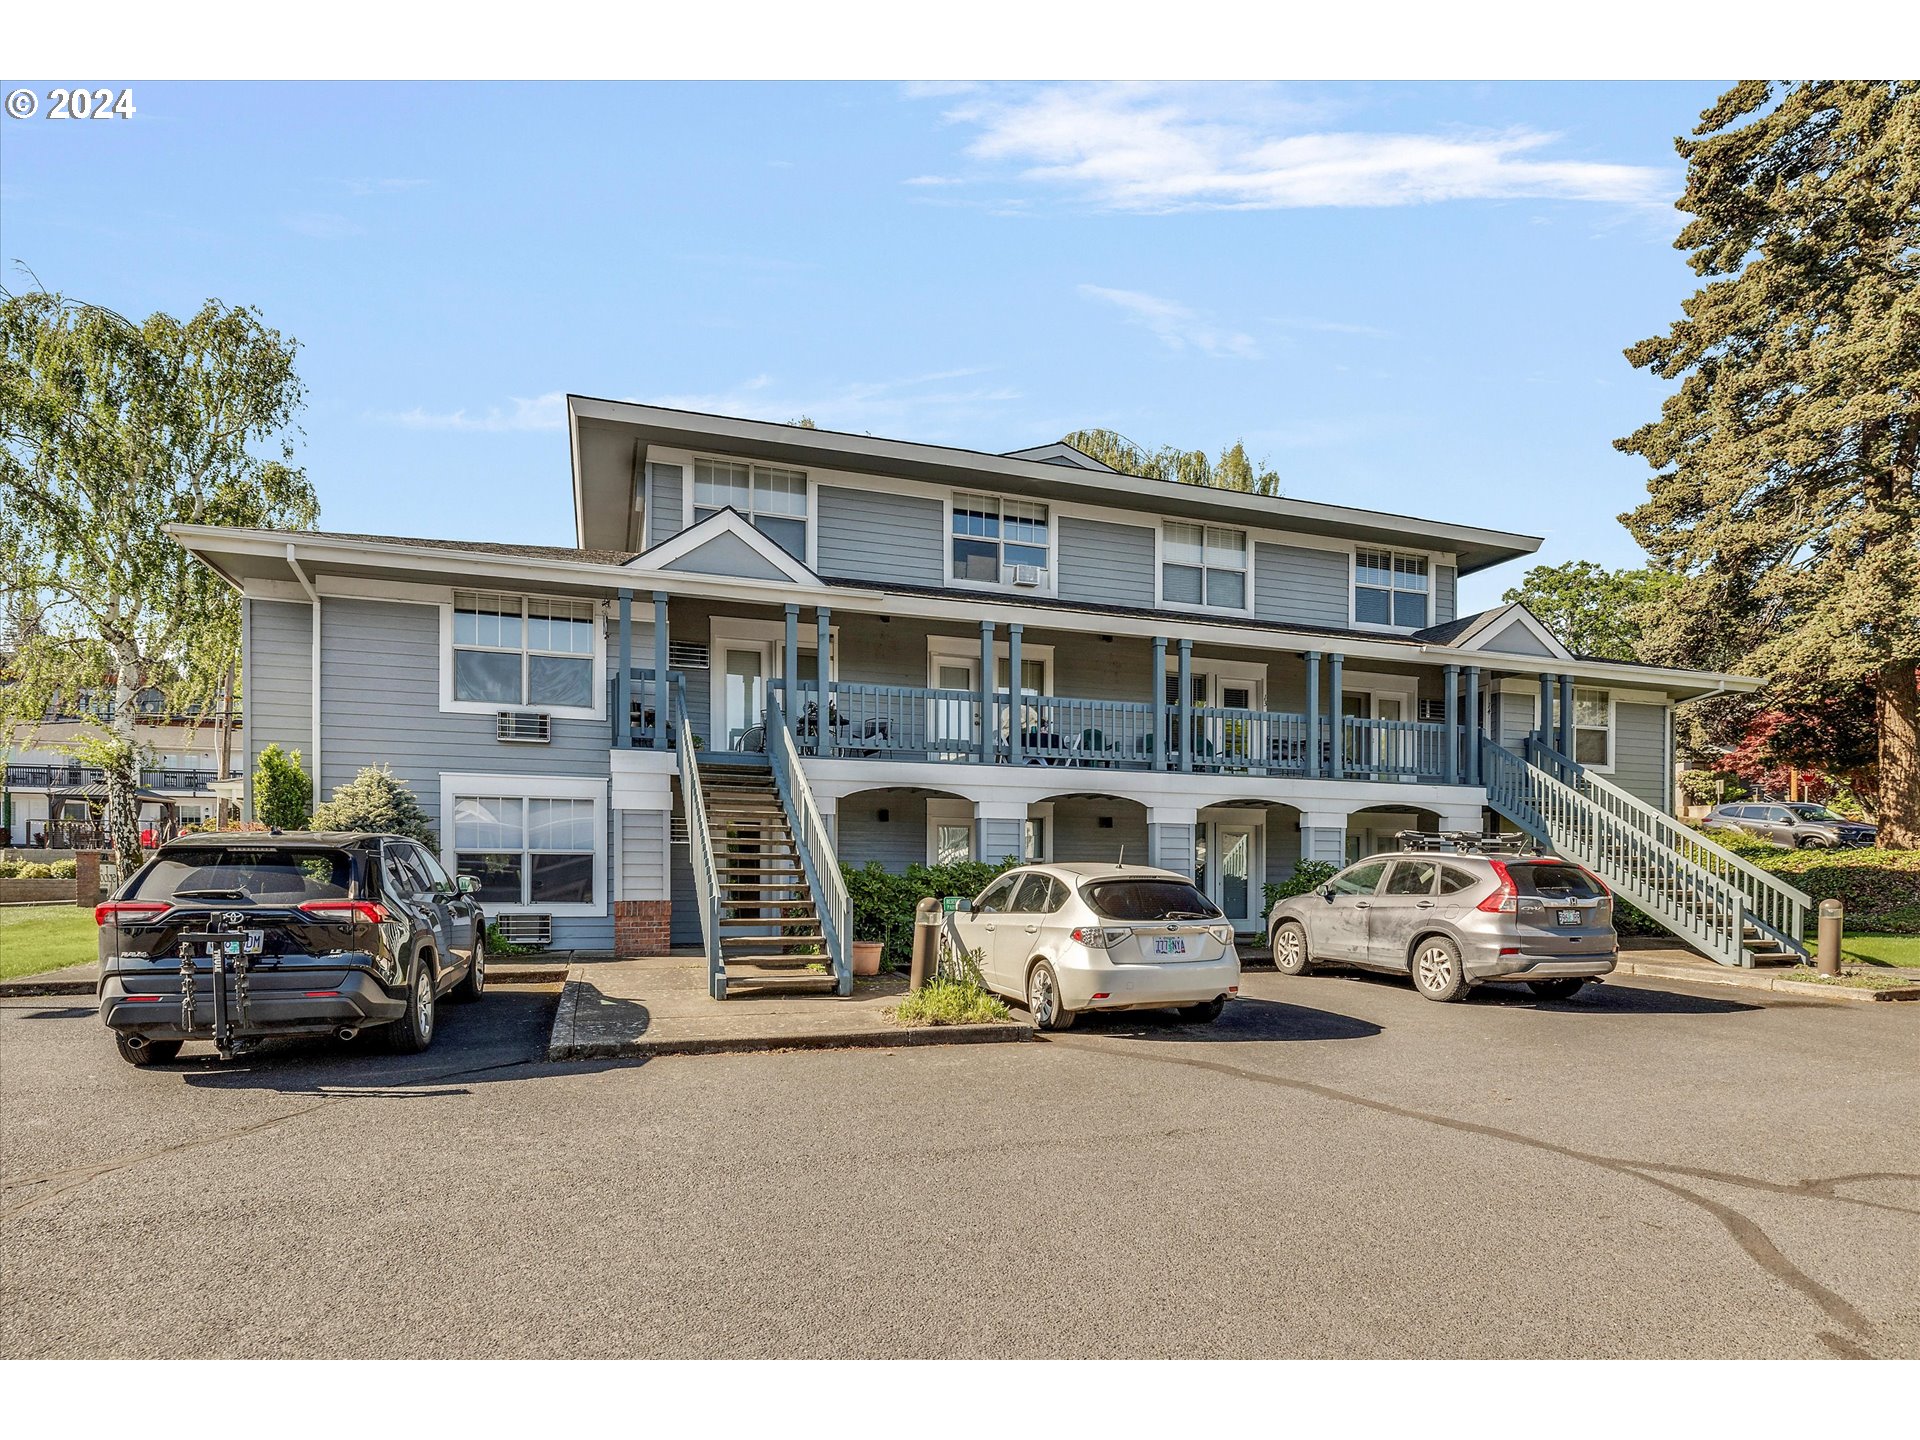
[1615,81,1920,846]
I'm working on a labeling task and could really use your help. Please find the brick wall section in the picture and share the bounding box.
[614,900,672,956]
[75,850,101,906]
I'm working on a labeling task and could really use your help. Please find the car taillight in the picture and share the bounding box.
[297,900,389,924]
[1476,860,1518,914]
[1070,926,1131,949]
[94,901,169,927]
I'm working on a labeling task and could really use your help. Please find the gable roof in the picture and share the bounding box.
[628,506,820,586]
[1000,441,1118,472]
[1414,602,1573,662]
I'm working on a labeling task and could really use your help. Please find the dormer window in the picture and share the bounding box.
[694,459,808,559]
[1355,549,1429,627]
[952,492,1049,585]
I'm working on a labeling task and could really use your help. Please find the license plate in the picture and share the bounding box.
[1153,937,1188,955]
[210,931,266,956]
[1557,909,1581,927]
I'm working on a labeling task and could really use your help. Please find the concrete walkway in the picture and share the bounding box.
[1613,941,1920,1003]
[547,955,1032,1059]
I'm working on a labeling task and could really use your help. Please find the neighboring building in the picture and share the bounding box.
[172,397,1797,980]
[1,687,236,846]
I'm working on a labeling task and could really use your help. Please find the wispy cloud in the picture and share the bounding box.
[282,211,366,239]
[1272,315,1392,338]
[381,391,569,432]
[920,84,1668,213]
[1078,285,1260,359]
[341,177,430,197]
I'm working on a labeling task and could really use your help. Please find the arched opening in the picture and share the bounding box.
[833,786,975,874]
[1347,804,1444,863]
[1034,792,1149,867]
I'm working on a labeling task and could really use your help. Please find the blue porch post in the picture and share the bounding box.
[615,588,632,749]
[1465,666,1482,785]
[815,607,832,757]
[1537,671,1554,745]
[978,621,995,764]
[782,604,799,735]
[651,592,670,750]
[1442,662,1459,785]
[1558,673,1576,756]
[1304,651,1321,778]
[1176,639,1194,774]
[1007,623,1023,766]
[1151,636,1168,772]
[1329,653,1345,780]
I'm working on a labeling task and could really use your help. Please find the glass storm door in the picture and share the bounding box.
[721,643,768,751]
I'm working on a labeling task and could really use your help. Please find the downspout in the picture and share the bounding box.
[287,544,322,802]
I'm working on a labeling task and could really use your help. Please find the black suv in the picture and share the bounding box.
[97,832,486,1065]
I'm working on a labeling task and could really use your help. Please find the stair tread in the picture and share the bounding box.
[720,934,824,947]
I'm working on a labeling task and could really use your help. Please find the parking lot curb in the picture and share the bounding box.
[549,1021,1033,1061]
[0,976,95,997]
[1615,958,1920,1003]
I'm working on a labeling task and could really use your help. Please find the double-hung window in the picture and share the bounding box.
[1568,688,1611,766]
[1162,523,1246,609]
[952,492,1049,583]
[452,592,596,710]
[693,459,808,559]
[1355,550,1430,627]
[452,794,596,907]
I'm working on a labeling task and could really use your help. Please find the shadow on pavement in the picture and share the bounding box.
[1062,996,1383,1043]
[1313,967,1766,1016]
[15,1005,96,1021]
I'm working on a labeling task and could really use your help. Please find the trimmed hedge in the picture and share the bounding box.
[1692,827,1919,935]
[842,858,1022,969]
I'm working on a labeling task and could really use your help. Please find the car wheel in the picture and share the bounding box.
[1795,835,1828,850]
[115,1034,182,1066]
[1178,997,1226,1023]
[1026,960,1075,1031]
[387,958,437,1053]
[1409,936,1468,1002]
[453,934,486,1002]
[1527,978,1588,1002]
[1271,920,1312,976]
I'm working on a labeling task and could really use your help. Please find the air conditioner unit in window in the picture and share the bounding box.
[1009,564,1046,587]
[496,711,552,743]
[494,913,552,948]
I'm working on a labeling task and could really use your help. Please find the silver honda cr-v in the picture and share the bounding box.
[1266,835,1616,1002]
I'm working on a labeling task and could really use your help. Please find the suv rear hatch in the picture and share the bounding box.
[1078,877,1231,965]
[100,844,381,979]
[1504,860,1614,954]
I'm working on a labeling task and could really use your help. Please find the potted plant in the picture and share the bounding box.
[850,912,887,976]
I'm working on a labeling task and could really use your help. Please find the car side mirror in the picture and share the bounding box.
[1320,886,1337,902]
[456,874,480,896]
[952,899,974,914]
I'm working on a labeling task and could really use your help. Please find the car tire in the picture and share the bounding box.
[387,957,438,1053]
[1026,960,1075,1031]
[1795,835,1829,850]
[116,1034,182,1066]
[453,934,486,1002]
[1179,997,1226,1023]
[1409,936,1469,1003]
[1527,978,1588,1002]
[1271,920,1313,976]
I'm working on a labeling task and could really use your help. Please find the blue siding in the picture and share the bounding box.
[1058,516,1155,608]
[1436,565,1457,625]
[1254,543,1349,628]
[816,485,944,586]
[648,463,683,549]
[246,598,314,793]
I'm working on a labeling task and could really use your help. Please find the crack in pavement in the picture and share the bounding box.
[1052,1034,1900,1359]
[0,1055,546,1220]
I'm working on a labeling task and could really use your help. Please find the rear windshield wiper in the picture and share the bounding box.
[172,888,249,900]
[1161,910,1216,920]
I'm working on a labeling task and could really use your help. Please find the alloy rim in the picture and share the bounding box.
[1030,969,1054,1026]
[1276,928,1301,968]
[1416,947,1453,991]
[472,939,486,992]
[416,970,434,1038]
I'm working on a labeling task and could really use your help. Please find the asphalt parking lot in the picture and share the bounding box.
[3,970,1916,1359]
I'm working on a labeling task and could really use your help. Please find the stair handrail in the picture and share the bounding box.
[673,679,726,1000]
[1484,739,1750,965]
[764,690,853,996]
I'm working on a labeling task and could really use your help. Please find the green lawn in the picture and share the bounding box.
[0,905,98,981]
[1841,934,1920,969]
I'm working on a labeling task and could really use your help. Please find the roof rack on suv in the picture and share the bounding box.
[1391,830,1547,856]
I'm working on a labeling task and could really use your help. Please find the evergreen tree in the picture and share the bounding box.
[1615,81,1920,845]
[310,765,436,846]
[1500,561,1677,662]
[252,744,312,830]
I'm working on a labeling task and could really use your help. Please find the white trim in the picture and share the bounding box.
[1154,519,1255,619]
[1443,601,1574,662]
[926,798,976,865]
[927,635,1056,693]
[1349,545,1435,635]
[437,592,608,722]
[640,505,819,585]
[941,488,1061,599]
[1024,800,1056,863]
[438,772,607,919]
[1161,652,1268,710]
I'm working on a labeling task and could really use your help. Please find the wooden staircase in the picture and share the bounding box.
[702,766,839,995]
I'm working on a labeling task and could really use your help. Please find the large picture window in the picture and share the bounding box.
[693,459,808,559]
[452,794,596,907]
[1162,523,1246,609]
[952,492,1049,583]
[452,592,595,710]
[1355,550,1430,627]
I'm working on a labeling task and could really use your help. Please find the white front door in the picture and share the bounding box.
[719,641,771,751]
[931,659,978,757]
[1194,818,1262,931]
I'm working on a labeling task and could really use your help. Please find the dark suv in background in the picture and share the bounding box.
[1703,802,1877,850]
[96,832,486,1065]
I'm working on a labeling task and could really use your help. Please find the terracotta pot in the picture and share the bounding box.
[851,941,884,976]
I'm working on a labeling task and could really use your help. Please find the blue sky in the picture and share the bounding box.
[0,79,1726,612]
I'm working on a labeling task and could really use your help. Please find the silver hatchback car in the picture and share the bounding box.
[1266,835,1617,1002]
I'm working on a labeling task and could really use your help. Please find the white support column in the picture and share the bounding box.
[1147,804,1198,875]
[1298,806,1352,867]
[975,799,1026,864]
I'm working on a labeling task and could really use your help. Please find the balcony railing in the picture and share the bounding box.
[750,681,1453,782]
[3,764,218,792]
